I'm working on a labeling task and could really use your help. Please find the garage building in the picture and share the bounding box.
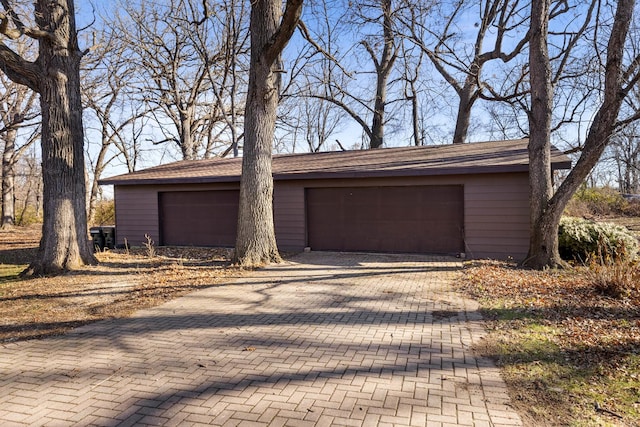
[98,139,571,261]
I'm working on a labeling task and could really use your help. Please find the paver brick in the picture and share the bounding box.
[0,252,522,426]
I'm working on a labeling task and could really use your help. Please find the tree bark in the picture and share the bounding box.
[233,0,302,266]
[21,0,96,275]
[522,0,636,269]
[522,0,563,268]
[1,125,16,228]
[452,81,475,145]
[368,0,396,149]
[370,79,386,149]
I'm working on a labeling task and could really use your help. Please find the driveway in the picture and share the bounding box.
[0,252,522,426]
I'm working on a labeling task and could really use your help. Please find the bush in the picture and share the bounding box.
[586,257,640,299]
[565,186,628,217]
[621,199,640,217]
[16,206,42,226]
[558,216,639,262]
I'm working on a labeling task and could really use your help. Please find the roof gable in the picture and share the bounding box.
[99,139,571,186]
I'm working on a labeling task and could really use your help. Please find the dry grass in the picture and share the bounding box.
[458,261,640,427]
[0,225,244,342]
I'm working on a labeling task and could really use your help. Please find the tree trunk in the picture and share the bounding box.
[369,0,396,150]
[1,126,17,228]
[370,81,386,149]
[87,145,108,225]
[522,0,564,269]
[233,0,302,266]
[452,79,475,144]
[180,114,195,160]
[522,0,635,269]
[23,0,96,275]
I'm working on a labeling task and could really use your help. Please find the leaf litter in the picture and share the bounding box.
[457,260,640,427]
[0,226,244,342]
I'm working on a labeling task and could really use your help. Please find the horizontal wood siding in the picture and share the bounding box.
[114,186,160,246]
[112,172,530,260]
[273,183,306,250]
[464,173,529,260]
[114,183,239,247]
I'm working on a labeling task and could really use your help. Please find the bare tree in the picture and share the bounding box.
[0,0,95,275]
[303,0,402,149]
[401,0,531,144]
[233,0,302,266]
[610,124,640,194]
[81,30,150,223]
[14,145,41,225]
[524,0,640,268]
[0,67,39,228]
[114,0,249,160]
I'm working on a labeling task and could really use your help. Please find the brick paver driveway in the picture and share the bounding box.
[0,252,522,426]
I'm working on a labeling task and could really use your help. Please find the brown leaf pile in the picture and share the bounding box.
[460,262,640,358]
[458,261,640,426]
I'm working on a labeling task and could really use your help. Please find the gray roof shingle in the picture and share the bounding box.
[98,138,571,186]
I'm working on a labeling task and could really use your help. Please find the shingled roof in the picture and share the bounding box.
[99,138,571,186]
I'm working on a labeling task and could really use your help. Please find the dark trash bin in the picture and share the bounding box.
[90,227,105,251]
[90,226,116,251]
[102,226,116,249]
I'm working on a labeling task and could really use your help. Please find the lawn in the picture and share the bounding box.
[0,225,243,342]
[458,261,640,427]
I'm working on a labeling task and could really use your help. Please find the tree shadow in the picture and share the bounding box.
[0,247,39,265]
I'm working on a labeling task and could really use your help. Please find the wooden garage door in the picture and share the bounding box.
[159,190,239,247]
[306,186,464,254]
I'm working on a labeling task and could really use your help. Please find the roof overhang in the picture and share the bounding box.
[99,139,572,186]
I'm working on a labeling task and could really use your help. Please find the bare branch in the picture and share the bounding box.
[0,3,54,41]
[297,20,353,78]
[264,0,303,65]
[0,43,40,91]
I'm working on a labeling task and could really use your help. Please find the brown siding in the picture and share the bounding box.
[112,172,529,260]
[271,173,530,260]
[114,183,239,247]
[273,183,306,250]
[114,186,160,247]
[463,174,529,260]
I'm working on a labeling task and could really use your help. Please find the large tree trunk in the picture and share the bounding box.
[23,0,95,275]
[523,0,564,268]
[1,126,17,228]
[523,0,635,269]
[233,0,302,266]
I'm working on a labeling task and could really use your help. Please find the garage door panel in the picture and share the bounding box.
[159,190,239,247]
[306,186,463,254]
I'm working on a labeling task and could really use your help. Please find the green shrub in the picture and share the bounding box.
[558,216,639,262]
[16,206,42,226]
[570,186,628,216]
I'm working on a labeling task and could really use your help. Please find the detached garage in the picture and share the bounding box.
[99,139,571,261]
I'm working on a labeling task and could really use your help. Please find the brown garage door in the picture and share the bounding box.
[306,185,464,254]
[159,190,239,247]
